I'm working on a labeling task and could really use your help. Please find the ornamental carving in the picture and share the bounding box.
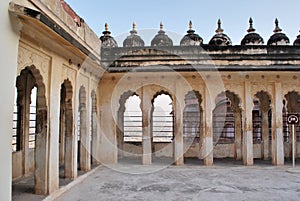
[251,84,273,100]
[282,83,300,96]
[18,45,50,90]
[62,65,77,84]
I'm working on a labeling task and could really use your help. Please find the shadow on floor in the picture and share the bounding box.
[12,164,98,201]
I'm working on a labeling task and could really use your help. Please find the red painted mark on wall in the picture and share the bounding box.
[60,0,82,27]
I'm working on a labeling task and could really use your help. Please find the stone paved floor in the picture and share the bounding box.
[12,167,89,201]
[54,159,300,201]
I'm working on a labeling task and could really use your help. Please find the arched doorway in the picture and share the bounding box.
[151,92,174,163]
[59,79,75,182]
[213,91,242,161]
[183,90,203,161]
[117,91,142,163]
[252,91,272,160]
[13,66,48,195]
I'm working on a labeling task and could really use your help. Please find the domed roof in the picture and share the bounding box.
[241,18,264,45]
[267,19,289,45]
[293,31,300,46]
[180,21,203,46]
[123,22,145,47]
[209,19,232,46]
[151,22,173,47]
[100,23,118,48]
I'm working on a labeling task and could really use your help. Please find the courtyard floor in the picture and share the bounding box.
[46,158,300,201]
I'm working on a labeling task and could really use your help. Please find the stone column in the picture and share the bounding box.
[203,87,213,166]
[142,87,152,165]
[79,96,90,171]
[34,104,49,195]
[261,110,270,160]
[91,95,98,164]
[23,76,32,176]
[234,111,242,160]
[116,109,125,159]
[272,83,284,165]
[47,59,62,194]
[64,101,77,178]
[199,109,205,159]
[173,89,184,166]
[243,81,253,165]
[59,103,65,166]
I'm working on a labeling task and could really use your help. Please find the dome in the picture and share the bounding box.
[209,19,232,46]
[267,19,289,45]
[293,31,300,46]
[151,22,173,47]
[180,21,203,46]
[241,18,264,45]
[100,23,118,48]
[123,22,145,47]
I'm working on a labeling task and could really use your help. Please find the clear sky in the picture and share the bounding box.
[65,0,300,46]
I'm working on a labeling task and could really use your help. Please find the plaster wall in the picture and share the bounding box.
[0,0,20,200]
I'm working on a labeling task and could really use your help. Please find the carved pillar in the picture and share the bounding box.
[79,91,90,171]
[22,75,32,176]
[243,81,253,165]
[261,110,270,160]
[91,95,98,164]
[59,101,65,166]
[47,61,63,194]
[272,83,284,165]
[203,87,213,166]
[234,111,242,160]
[142,87,152,165]
[199,109,205,159]
[117,108,125,160]
[64,97,76,178]
[34,106,49,195]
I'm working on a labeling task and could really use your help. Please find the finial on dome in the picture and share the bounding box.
[123,21,144,47]
[189,20,193,30]
[215,19,224,34]
[100,22,118,48]
[267,18,289,45]
[130,21,137,35]
[160,22,164,31]
[105,23,109,31]
[102,22,111,35]
[247,17,255,33]
[133,22,136,31]
[273,18,282,33]
[151,22,173,46]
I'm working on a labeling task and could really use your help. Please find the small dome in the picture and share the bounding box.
[151,22,173,47]
[241,18,264,45]
[293,31,300,46]
[123,22,145,47]
[209,19,232,46]
[100,23,118,48]
[180,21,203,46]
[267,19,289,45]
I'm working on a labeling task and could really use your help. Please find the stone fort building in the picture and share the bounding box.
[1,0,300,200]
